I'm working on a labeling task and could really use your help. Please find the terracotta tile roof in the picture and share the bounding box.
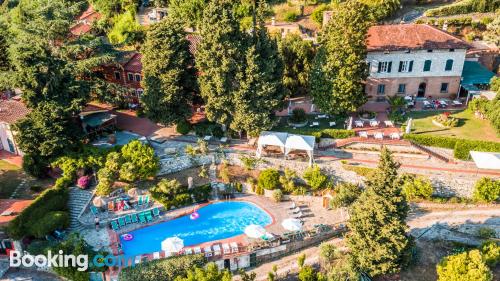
[77,5,101,22]
[367,24,470,52]
[0,99,30,124]
[0,199,33,226]
[123,53,142,73]
[70,22,92,36]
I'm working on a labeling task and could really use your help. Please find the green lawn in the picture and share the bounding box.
[273,115,347,134]
[408,110,499,142]
[0,160,23,199]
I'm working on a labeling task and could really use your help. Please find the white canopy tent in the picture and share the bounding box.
[470,151,500,170]
[285,134,315,166]
[256,131,288,158]
[256,131,315,166]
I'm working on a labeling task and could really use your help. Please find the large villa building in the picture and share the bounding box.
[365,24,470,101]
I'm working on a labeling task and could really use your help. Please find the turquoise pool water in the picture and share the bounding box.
[120,201,272,257]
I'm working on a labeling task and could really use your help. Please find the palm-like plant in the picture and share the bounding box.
[387,96,406,111]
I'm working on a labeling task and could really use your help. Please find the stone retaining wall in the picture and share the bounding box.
[158,154,212,175]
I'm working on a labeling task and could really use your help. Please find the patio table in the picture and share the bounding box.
[370,120,379,127]
[390,133,400,140]
[374,132,384,140]
[452,100,463,107]
[354,120,364,127]
[358,131,368,138]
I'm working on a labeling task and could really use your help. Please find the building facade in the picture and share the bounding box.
[365,24,470,100]
[99,52,144,97]
[0,97,30,156]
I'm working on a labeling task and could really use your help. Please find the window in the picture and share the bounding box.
[440,83,449,93]
[449,48,455,52]
[377,61,392,73]
[127,73,134,81]
[135,74,141,82]
[423,60,432,72]
[427,49,433,53]
[114,71,121,80]
[367,62,371,72]
[445,59,453,71]
[398,60,414,72]
[136,89,143,96]
[397,84,406,94]
[377,84,385,95]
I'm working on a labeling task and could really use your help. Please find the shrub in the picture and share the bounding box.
[246,177,257,192]
[96,168,114,196]
[472,177,499,203]
[120,140,159,180]
[425,0,499,17]
[219,162,231,183]
[272,189,283,202]
[403,134,457,149]
[279,168,298,194]
[233,182,243,193]
[480,241,500,267]
[433,113,458,127]
[303,164,329,191]
[342,164,376,178]
[330,182,362,208]
[190,184,212,202]
[28,211,70,238]
[437,249,492,281]
[289,108,307,123]
[283,11,298,22]
[119,254,206,281]
[108,10,143,44]
[320,129,355,139]
[258,168,281,190]
[239,155,259,170]
[477,227,496,239]
[105,152,122,174]
[311,4,328,24]
[401,174,434,200]
[150,179,189,209]
[176,119,191,135]
[7,187,68,239]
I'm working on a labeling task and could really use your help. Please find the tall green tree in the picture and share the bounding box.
[310,0,370,115]
[141,17,196,125]
[437,250,492,281]
[484,12,500,46]
[1,0,117,176]
[169,0,207,30]
[177,263,232,281]
[231,2,285,136]
[347,148,413,276]
[277,33,315,97]
[196,0,246,129]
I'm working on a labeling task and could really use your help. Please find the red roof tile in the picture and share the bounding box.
[77,5,101,22]
[186,34,201,56]
[367,24,470,52]
[123,53,142,73]
[70,22,92,36]
[0,99,30,124]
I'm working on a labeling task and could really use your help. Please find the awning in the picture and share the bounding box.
[257,131,288,148]
[461,61,495,86]
[284,134,315,152]
[470,151,500,170]
[461,84,480,92]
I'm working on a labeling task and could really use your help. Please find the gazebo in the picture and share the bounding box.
[256,131,287,158]
[256,131,315,166]
[469,151,500,170]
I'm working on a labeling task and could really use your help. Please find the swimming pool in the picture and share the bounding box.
[120,201,272,257]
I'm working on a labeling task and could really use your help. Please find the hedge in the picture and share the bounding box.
[275,128,355,141]
[424,0,500,17]
[404,134,500,160]
[7,187,69,239]
[403,134,457,149]
[28,211,70,238]
[119,254,206,281]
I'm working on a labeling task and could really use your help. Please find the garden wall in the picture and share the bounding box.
[226,153,478,198]
[158,155,213,175]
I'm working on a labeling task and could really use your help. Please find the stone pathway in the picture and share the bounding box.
[68,187,93,232]
[9,175,28,199]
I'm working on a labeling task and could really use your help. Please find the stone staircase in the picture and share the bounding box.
[68,187,93,232]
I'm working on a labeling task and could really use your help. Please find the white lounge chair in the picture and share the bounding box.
[384,120,394,127]
[222,243,231,255]
[204,246,213,257]
[452,100,463,107]
[374,132,384,140]
[329,121,336,127]
[184,248,193,255]
[355,120,364,127]
[358,131,368,138]
[212,244,221,256]
[153,252,160,260]
[230,242,239,253]
[370,120,379,127]
[390,133,400,140]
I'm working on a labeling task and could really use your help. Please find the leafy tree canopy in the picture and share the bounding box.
[437,249,493,281]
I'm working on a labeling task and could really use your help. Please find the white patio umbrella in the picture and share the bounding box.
[244,224,266,239]
[127,188,139,197]
[161,237,184,253]
[281,218,303,231]
[92,196,105,208]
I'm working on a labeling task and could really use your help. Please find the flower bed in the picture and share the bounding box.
[432,112,458,128]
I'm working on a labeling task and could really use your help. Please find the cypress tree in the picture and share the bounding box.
[346,148,413,276]
[310,0,370,115]
[141,17,196,125]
